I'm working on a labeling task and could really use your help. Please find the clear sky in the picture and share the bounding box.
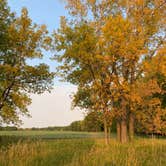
[7,0,84,128]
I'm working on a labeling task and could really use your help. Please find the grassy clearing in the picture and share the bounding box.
[0,136,165,166]
[0,130,104,139]
[0,131,104,147]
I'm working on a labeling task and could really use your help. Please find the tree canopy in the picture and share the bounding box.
[54,0,166,143]
[0,0,54,125]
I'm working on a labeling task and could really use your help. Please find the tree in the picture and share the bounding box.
[69,120,84,131]
[54,0,166,143]
[83,111,103,132]
[135,54,166,136]
[0,1,54,125]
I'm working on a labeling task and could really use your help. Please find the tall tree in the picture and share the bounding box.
[54,0,166,143]
[0,0,54,125]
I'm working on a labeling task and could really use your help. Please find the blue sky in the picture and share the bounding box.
[7,0,84,128]
[8,0,67,32]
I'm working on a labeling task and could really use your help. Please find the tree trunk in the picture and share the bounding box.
[107,126,111,144]
[116,121,121,142]
[120,119,128,143]
[129,113,134,141]
[104,118,108,145]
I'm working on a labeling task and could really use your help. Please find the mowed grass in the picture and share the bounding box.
[0,130,105,139]
[0,131,104,147]
[0,131,165,166]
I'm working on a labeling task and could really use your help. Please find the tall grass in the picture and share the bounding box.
[0,136,165,166]
[0,139,94,166]
[68,138,166,166]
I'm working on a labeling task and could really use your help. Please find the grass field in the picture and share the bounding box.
[0,131,166,166]
[0,130,105,139]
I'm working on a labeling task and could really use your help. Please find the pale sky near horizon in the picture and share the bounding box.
[7,0,84,128]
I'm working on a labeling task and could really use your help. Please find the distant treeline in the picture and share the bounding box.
[0,112,165,137]
[0,126,18,131]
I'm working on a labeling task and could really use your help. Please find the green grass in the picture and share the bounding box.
[0,139,94,166]
[0,130,105,139]
[0,131,165,166]
[68,139,166,166]
[0,130,105,148]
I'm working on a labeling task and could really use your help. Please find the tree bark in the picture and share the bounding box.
[116,121,121,142]
[129,113,134,141]
[120,119,128,143]
[104,118,108,145]
[107,126,111,144]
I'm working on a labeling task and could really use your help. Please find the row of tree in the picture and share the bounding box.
[54,0,166,143]
[1,109,164,137]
